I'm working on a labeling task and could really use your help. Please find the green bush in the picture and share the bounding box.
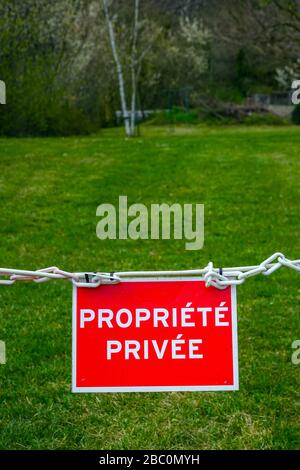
[148,108,291,128]
[291,105,300,125]
[242,113,289,126]
[196,109,237,125]
[43,102,96,137]
[151,107,199,125]
[210,87,245,104]
[0,58,97,137]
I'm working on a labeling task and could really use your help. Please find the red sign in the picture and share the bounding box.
[72,278,238,392]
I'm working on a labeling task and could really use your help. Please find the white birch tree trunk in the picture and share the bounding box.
[102,0,131,137]
[0,80,6,105]
[130,0,140,136]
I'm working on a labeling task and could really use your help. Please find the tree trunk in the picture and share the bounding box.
[130,0,140,136]
[0,80,6,105]
[102,0,131,137]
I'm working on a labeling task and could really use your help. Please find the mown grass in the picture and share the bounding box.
[0,125,299,449]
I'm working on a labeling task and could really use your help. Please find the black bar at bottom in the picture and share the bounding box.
[0,450,298,468]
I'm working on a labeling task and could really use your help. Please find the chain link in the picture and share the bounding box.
[0,253,299,289]
[202,252,300,289]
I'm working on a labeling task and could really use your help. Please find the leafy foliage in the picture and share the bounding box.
[291,104,300,124]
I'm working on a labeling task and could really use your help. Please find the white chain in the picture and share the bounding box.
[0,252,299,289]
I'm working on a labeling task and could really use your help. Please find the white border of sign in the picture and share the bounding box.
[72,277,239,393]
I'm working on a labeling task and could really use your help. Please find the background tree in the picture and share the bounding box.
[102,0,165,137]
[1,0,300,136]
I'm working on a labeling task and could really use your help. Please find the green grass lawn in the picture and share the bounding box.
[0,125,299,449]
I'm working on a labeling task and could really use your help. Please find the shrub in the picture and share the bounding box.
[291,105,300,125]
[242,113,289,126]
[150,107,199,125]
